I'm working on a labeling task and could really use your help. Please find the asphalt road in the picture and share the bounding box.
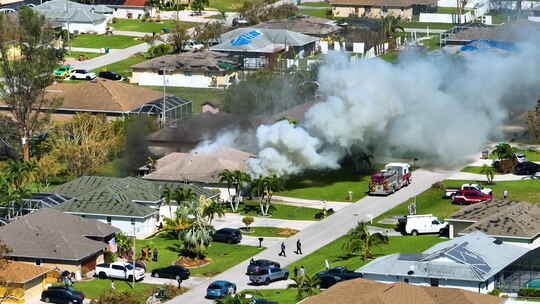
[166,168,453,304]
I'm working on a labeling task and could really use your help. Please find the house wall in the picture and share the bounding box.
[64,20,107,34]
[362,273,495,293]
[112,7,156,19]
[332,5,413,19]
[130,70,237,88]
[446,221,473,234]
[76,214,158,239]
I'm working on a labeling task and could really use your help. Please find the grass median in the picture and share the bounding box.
[237,201,321,221]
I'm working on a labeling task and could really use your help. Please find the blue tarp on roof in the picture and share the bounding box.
[461,40,517,52]
[230,30,262,46]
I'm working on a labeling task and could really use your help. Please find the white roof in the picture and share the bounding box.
[385,162,410,168]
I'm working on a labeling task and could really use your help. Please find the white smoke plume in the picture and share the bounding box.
[247,39,540,176]
[192,129,241,153]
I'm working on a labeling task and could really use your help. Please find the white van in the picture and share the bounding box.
[399,214,448,236]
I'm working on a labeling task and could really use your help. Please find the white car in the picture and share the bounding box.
[183,40,204,51]
[95,262,145,281]
[70,69,96,80]
[0,8,16,14]
[514,152,527,163]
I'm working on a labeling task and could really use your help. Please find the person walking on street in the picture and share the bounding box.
[279,241,286,257]
[153,247,158,262]
[293,266,298,278]
[296,239,302,255]
[503,189,509,199]
[299,265,305,277]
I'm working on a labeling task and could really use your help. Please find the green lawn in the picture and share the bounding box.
[93,55,147,78]
[300,2,330,7]
[70,34,143,49]
[208,0,249,11]
[143,86,226,113]
[242,289,300,304]
[242,226,299,237]
[277,168,370,202]
[372,179,540,229]
[111,19,197,33]
[489,148,540,161]
[399,21,454,30]
[69,279,185,302]
[435,7,472,14]
[66,51,102,60]
[460,166,504,175]
[300,9,330,18]
[287,235,443,276]
[136,233,262,276]
[237,201,321,221]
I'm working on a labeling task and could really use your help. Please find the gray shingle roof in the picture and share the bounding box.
[0,208,119,261]
[210,28,319,53]
[358,231,529,282]
[53,176,218,217]
[253,16,340,36]
[33,0,110,24]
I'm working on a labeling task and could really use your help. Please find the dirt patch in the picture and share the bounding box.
[175,257,212,268]
[277,228,299,236]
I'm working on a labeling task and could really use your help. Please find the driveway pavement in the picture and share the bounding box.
[72,42,150,71]
[166,168,454,303]
[241,235,285,247]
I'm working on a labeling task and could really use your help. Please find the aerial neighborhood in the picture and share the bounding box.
[0,0,539,302]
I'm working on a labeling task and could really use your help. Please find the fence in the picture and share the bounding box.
[419,12,474,23]
[497,270,540,293]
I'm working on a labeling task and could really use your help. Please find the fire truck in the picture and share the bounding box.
[368,163,411,195]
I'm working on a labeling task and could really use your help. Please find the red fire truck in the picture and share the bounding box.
[369,163,411,195]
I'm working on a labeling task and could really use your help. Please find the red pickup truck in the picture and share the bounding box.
[452,190,492,205]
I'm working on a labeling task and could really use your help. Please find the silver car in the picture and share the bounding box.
[515,152,527,163]
[248,267,289,285]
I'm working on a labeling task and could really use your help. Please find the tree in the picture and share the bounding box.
[219,169,236,211]
[43,114,123,177]
[192,22,224,47]
[216,294,251,304]
[258,174,283,216]
[0,8,64,161]
[146,43,172,58]
[343,222,388,260]
[288,274,319,301]
[381,16,404,40]
[242,216,254,231]
[191,0,209,13]
[493,143,514,160]
[480,164,496,185]
[203,199,225,225]
[175,197,214,259]
[115,232,131,258]
[168,19,191,53]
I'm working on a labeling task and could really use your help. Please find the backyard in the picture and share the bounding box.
[92,54,147,78]
[111,19,197,33]
[276,168,371,202]
[136,233,262,276]
[69,34,143,49]
[372,179,540,229]
[143,86,226,113]
[237,201,321,221]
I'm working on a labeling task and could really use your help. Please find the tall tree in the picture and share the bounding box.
[343,222,388,260]
[203,199,225,225]
[258,174,283,216]
[192,22,224,47]
[175,197,213,259]
[218,169,236,211]
[168,19,191,53]
[0,8,64,161]
[190,0,209,13]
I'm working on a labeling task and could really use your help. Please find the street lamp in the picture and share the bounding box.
[131,218,136,288]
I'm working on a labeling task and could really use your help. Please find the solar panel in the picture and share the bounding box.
[230,30,262,46]
[445,242,491,278]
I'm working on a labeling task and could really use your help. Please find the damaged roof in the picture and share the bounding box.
[253,16,340,36]
[0,262,52,284]
[130,51,240,74]
[446,20,540,43]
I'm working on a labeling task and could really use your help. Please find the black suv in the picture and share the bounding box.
[152,265,190,280]
[98,71,124,81]
[41,286,84,304]
[212,228,242,244]
[514,161,540,175]
[246,259,280,275]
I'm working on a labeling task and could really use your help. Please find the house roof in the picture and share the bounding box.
[303,278,503,304]
[329,0,437,7]
[446,20,540,42]
[144,147,255,183]
[210,28,319,53]
[253,16,340,36]
[130,51,239,73]
[0,208,119,261]
[53,176,217,217]
[33,0,111,24]
[123,0,146,6]
[0,261,51,284]
[446,199,540,239]
[358,231,529,282]
[44,79,164,113]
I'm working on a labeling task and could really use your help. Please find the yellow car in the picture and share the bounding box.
[53,65,72,79]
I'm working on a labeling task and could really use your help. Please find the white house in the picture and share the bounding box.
[357,231,530,293]
[33,0,113,34]
[109,0,156,18]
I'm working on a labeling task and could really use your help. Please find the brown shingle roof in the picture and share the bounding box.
[0,262,51,284]
[130,51,239,73]
[45,78,163,113]
[329,0,437,7]
[303,278,502,304]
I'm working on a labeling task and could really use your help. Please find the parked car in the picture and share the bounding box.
[41,286,84,304]
[316,266,363,280]
[183,40,204,51]
[95,261,145,281]
[247,259,280,275]
[316,274,344,289]
[206,280,236,299]
[452,189,492,205]
[70,69,96,80]
[397,214,449,236]
[54,65,72,79]
[515,152,528,163]
[0,8,16,14]
[248,266,289,285]
[151,265,190,280]
[213,228,242,244]
[514,161,540,175]
[98,71,124,81]
[444,183,492,198]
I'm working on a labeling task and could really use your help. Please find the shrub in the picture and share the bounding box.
[111,17,117,24]
[104,251,117,264]
[488,288,501,296]
[431,181,445,190]
[146,43,171,58]
[518,288,540,297]
[242,216,254,230]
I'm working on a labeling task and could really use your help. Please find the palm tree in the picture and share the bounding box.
[343,222,389,260]
[259,174,283,216]
[176,200,213,259]
[288,274,320,301]
[493,143,514,160]
[203,199,225,225]
[382,16,404,40]
[115,232,131,258]
[232,170,250,212]
[219,169,235,211]
[162,186,175,219]
[480,164,496,185]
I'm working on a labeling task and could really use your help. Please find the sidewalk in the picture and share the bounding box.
[213,213,315,231]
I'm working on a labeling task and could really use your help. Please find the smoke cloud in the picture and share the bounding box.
[247,38,540,176]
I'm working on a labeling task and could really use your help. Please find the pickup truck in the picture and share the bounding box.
[444,183,492,198]
[248,266,289,285]
[452,189,492,205]
[95,262,145,281]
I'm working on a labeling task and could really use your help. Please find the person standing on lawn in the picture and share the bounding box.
[153,247,158,262]
[503,189,509,199]
[279,241,286,257]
